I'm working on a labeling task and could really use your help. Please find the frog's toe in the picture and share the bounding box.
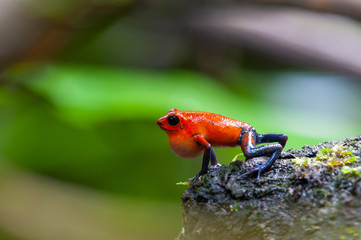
[237,164,267,180]
[209,163,222,169]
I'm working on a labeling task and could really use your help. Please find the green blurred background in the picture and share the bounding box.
[0,0,361,239]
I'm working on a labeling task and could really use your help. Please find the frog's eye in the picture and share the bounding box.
[168,115,180,126]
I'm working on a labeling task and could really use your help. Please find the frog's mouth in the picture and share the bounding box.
[158,124,177,132]
[157,122,177,132]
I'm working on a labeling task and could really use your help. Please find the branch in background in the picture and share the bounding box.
[245,0,361,21]
[186,5,361,80]
[0,0,48,68]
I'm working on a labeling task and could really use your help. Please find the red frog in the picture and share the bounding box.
[157,109,288,183]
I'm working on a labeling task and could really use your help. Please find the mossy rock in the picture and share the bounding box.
[178,136,361,240]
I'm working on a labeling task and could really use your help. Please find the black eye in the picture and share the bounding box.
[168,115,180,126]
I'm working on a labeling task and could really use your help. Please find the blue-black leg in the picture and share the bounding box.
[257,133,288,148]
[190,148,220,183]
[190,148,211,184]
[210,148,222,169]
[237,129,288,179]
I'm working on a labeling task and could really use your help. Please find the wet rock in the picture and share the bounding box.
[177,136,361,240]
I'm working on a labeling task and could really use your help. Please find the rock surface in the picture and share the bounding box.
[177,136,361,240]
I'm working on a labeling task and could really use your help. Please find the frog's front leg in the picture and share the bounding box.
[189,134,220,184]
[237,129,288,179]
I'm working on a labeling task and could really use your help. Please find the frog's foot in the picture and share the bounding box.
[209,163,222,169]
[189,168,208,184]
[189,177,199,184]
[237,164,268,180]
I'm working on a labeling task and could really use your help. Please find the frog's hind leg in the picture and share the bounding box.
[237,129,288,179]
[257,133,288,148]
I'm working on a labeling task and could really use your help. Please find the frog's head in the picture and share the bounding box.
[157,109,184,133]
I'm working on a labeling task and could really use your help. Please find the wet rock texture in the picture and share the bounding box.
[178,136,361,240]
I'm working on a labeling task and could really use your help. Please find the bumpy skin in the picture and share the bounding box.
[157,110,252,158]
[157,109,288,183]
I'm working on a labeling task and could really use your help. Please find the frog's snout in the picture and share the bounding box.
[157,116,167,128]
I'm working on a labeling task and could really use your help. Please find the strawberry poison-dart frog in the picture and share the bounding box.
[157,109,288,183]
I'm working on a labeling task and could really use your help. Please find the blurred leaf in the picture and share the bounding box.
[24,64,257,125]
[8,63,360,148]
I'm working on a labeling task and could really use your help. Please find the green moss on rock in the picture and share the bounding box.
[178,136,361,240]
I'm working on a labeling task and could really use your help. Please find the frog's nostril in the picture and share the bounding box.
[157,119,162,126]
